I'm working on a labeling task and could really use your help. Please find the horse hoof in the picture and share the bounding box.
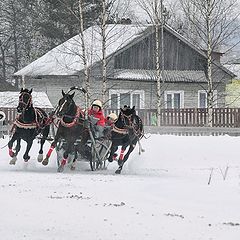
[57,165,64,172]
[23,156,30,162]
[42,158,49,166]
[115,169,121,174]
[70,162,76,170]
[9,157,17,165]
[37,154,43,162]
[58,159,66,172]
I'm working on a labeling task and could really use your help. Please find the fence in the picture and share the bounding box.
[105,108,240,128]
[2,107,240,128]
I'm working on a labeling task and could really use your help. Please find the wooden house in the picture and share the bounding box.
[13,24,235,113]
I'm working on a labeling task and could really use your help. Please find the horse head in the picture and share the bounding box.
[17,88,33,113]
[119,105,136,128]
[55,90,76,117]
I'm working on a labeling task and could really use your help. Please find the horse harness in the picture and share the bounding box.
[112,112,143,138]
[59,106,84,128]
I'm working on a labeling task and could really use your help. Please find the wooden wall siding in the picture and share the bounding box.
[114,30,207,71]
[26,75,86,106]
[25,74,226,109]
[105,79,226,109]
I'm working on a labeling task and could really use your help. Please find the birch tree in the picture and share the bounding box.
[78,0,92,107]
[180,0,240,126]
[100,0,108,102]
[95,0,132,103]
[136,0,169,126]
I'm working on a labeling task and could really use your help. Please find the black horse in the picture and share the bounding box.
[42,90,86,172]
[108,106,144,174]
[8,88,50,164]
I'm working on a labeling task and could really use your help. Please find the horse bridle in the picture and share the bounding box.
[18,92,32,111]
[55,95,74,117]
[120,112,134,128]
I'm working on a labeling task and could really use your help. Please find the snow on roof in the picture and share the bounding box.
[224,63,240,79]
[113,69,208,82]
[14,24,148,76]
[0,92,53,108]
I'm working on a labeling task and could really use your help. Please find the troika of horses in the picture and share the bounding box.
[7,87,144,174]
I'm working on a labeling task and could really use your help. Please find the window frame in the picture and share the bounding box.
[198,90,218,108]
[164,90,184,109]
[109,89,145,109]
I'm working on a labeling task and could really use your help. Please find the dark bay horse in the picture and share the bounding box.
[8,88,50,164]
[108,106,144,174]
[42,90,86,172]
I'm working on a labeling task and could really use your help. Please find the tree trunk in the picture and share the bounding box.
[206,0,213,127]
[78,0,90,108]
[101,0,107,103]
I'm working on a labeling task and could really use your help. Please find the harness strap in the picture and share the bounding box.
[14,119,37,129]
[60,106,83,128]
[34,108,47,128]
[112,125,128,135]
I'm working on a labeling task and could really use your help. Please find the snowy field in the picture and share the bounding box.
[0,134,240,240]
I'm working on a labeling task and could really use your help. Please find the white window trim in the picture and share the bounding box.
[109,89,145,109]
[198,90,217,108]
[164,91,184,109]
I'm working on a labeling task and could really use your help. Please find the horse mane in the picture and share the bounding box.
[20,88,32,94]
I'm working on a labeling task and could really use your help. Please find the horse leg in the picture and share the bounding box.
[42,131,59,166]
[108,145,118,162]
[115,144,136,174]
[23,140,33,162]
[70,143,79,171]
[8,133,18,157]
[38,126,50,162]
[9,137,21,165]
[57,149,70,173]
[8,133,19,165]
[115,145,127,174]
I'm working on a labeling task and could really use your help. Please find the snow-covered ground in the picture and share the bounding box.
[0,134,240,240]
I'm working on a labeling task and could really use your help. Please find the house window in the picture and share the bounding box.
[109,90,144,109]
[164,91,184,109]
[110,94,118,109]
[198,90,217,108]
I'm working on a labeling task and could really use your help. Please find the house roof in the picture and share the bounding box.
[224,63,240,79]
[112,69,208,83]
[0,91,53,108]
[0,81,18,91]
[14,24,148,76]
[14,23,234,78]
